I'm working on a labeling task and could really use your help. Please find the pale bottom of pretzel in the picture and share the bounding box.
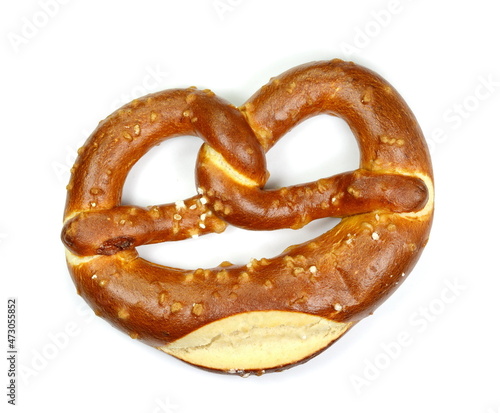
[159,311,352,373]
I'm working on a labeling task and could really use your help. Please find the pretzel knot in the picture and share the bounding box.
[62,59,434,375]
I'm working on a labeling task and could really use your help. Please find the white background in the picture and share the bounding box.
[2,1,499,412]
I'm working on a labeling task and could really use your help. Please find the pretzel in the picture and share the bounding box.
[61,59,434,376]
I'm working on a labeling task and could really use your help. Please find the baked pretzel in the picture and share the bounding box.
[62,59,434,375]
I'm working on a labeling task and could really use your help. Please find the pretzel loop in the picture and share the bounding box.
[195,60,430,231]
[62,88,266,256]
[61,59,434,375]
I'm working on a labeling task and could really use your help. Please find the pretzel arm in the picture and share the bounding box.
[196,162,428,230]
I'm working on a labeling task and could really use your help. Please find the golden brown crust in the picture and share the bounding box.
[61,59,433,374]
